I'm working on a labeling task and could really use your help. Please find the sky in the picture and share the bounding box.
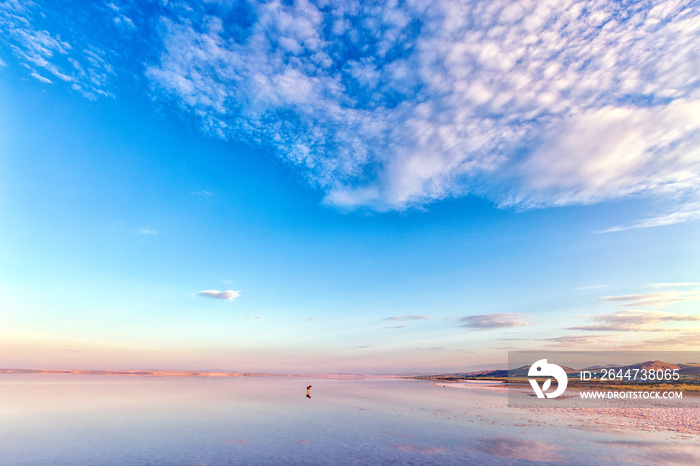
[0,0,699,374]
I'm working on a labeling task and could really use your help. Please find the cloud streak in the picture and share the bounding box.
[542,334,616,348]
[384,315,432,321]
[459,313,531,330]
[568,310,700,332]
[136,228,158,235]
[196,290,241,301]
[595,202,700,233]
[599,290,700,308]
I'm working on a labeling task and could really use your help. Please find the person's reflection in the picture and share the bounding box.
[306,385,312,398]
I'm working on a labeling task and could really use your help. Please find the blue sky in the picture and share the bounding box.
[1,0,699,373]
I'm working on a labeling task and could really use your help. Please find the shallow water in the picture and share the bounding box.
[1,375,698,465]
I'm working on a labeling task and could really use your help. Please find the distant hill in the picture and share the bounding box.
[423,364,577,380]
[616,360,679,371]
[584,361,700,375]
[418,360,700,380]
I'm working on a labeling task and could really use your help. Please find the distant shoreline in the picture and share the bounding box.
[0,368,405,379]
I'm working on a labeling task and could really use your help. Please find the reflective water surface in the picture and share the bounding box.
[1,375,698,465]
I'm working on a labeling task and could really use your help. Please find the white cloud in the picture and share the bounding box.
[459,313,531,330]
[30,71,51,83]
[196,290,241,301]
[143,0,700,216]
[595,201,700,233]
[193,190,214,197]
[647,282,700,288]
[542,334,616,348]
[575,285,607,290]
[384,315,433,321]
[245,316,264,320]
[599,289,700,308]
[568,310,700,331]
[136,228,157,235]
[4,1,699,217]
[0,1,117,99]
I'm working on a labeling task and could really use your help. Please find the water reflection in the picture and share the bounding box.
[600,440,700,465]
[475,436,564,462]
[0,375,696,465]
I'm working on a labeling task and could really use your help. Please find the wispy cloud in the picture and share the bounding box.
[0,1,119,99]
[193,190,214,197]
[145,0,700,215]
[413,346,445,352]
[384,325,407,329]
[638,332,700,348]
[196,290,241,301]
[542,334,616,348]
[4,1,698,216]
[575,285,607,291]
[647,282,700,288]
[106,2,136,31]
[245,316,264,320]
[595,202,700,233]
[30,71,51,83]
[459,313,531,330]
[384,315,432,321]
[599,291,700,308]
[136,228,158,235]
[568,310,700,332]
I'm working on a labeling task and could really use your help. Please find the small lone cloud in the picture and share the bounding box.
[197,290,241,301]
[136,228,158,235]
[384,325,407,329]
[459,313,531,330]
[245,316,264,320]
[384,315,433,321]
[414,346,445,352]
[307,317,317,321]
[575,285,607,290]
[193,190,214,197]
